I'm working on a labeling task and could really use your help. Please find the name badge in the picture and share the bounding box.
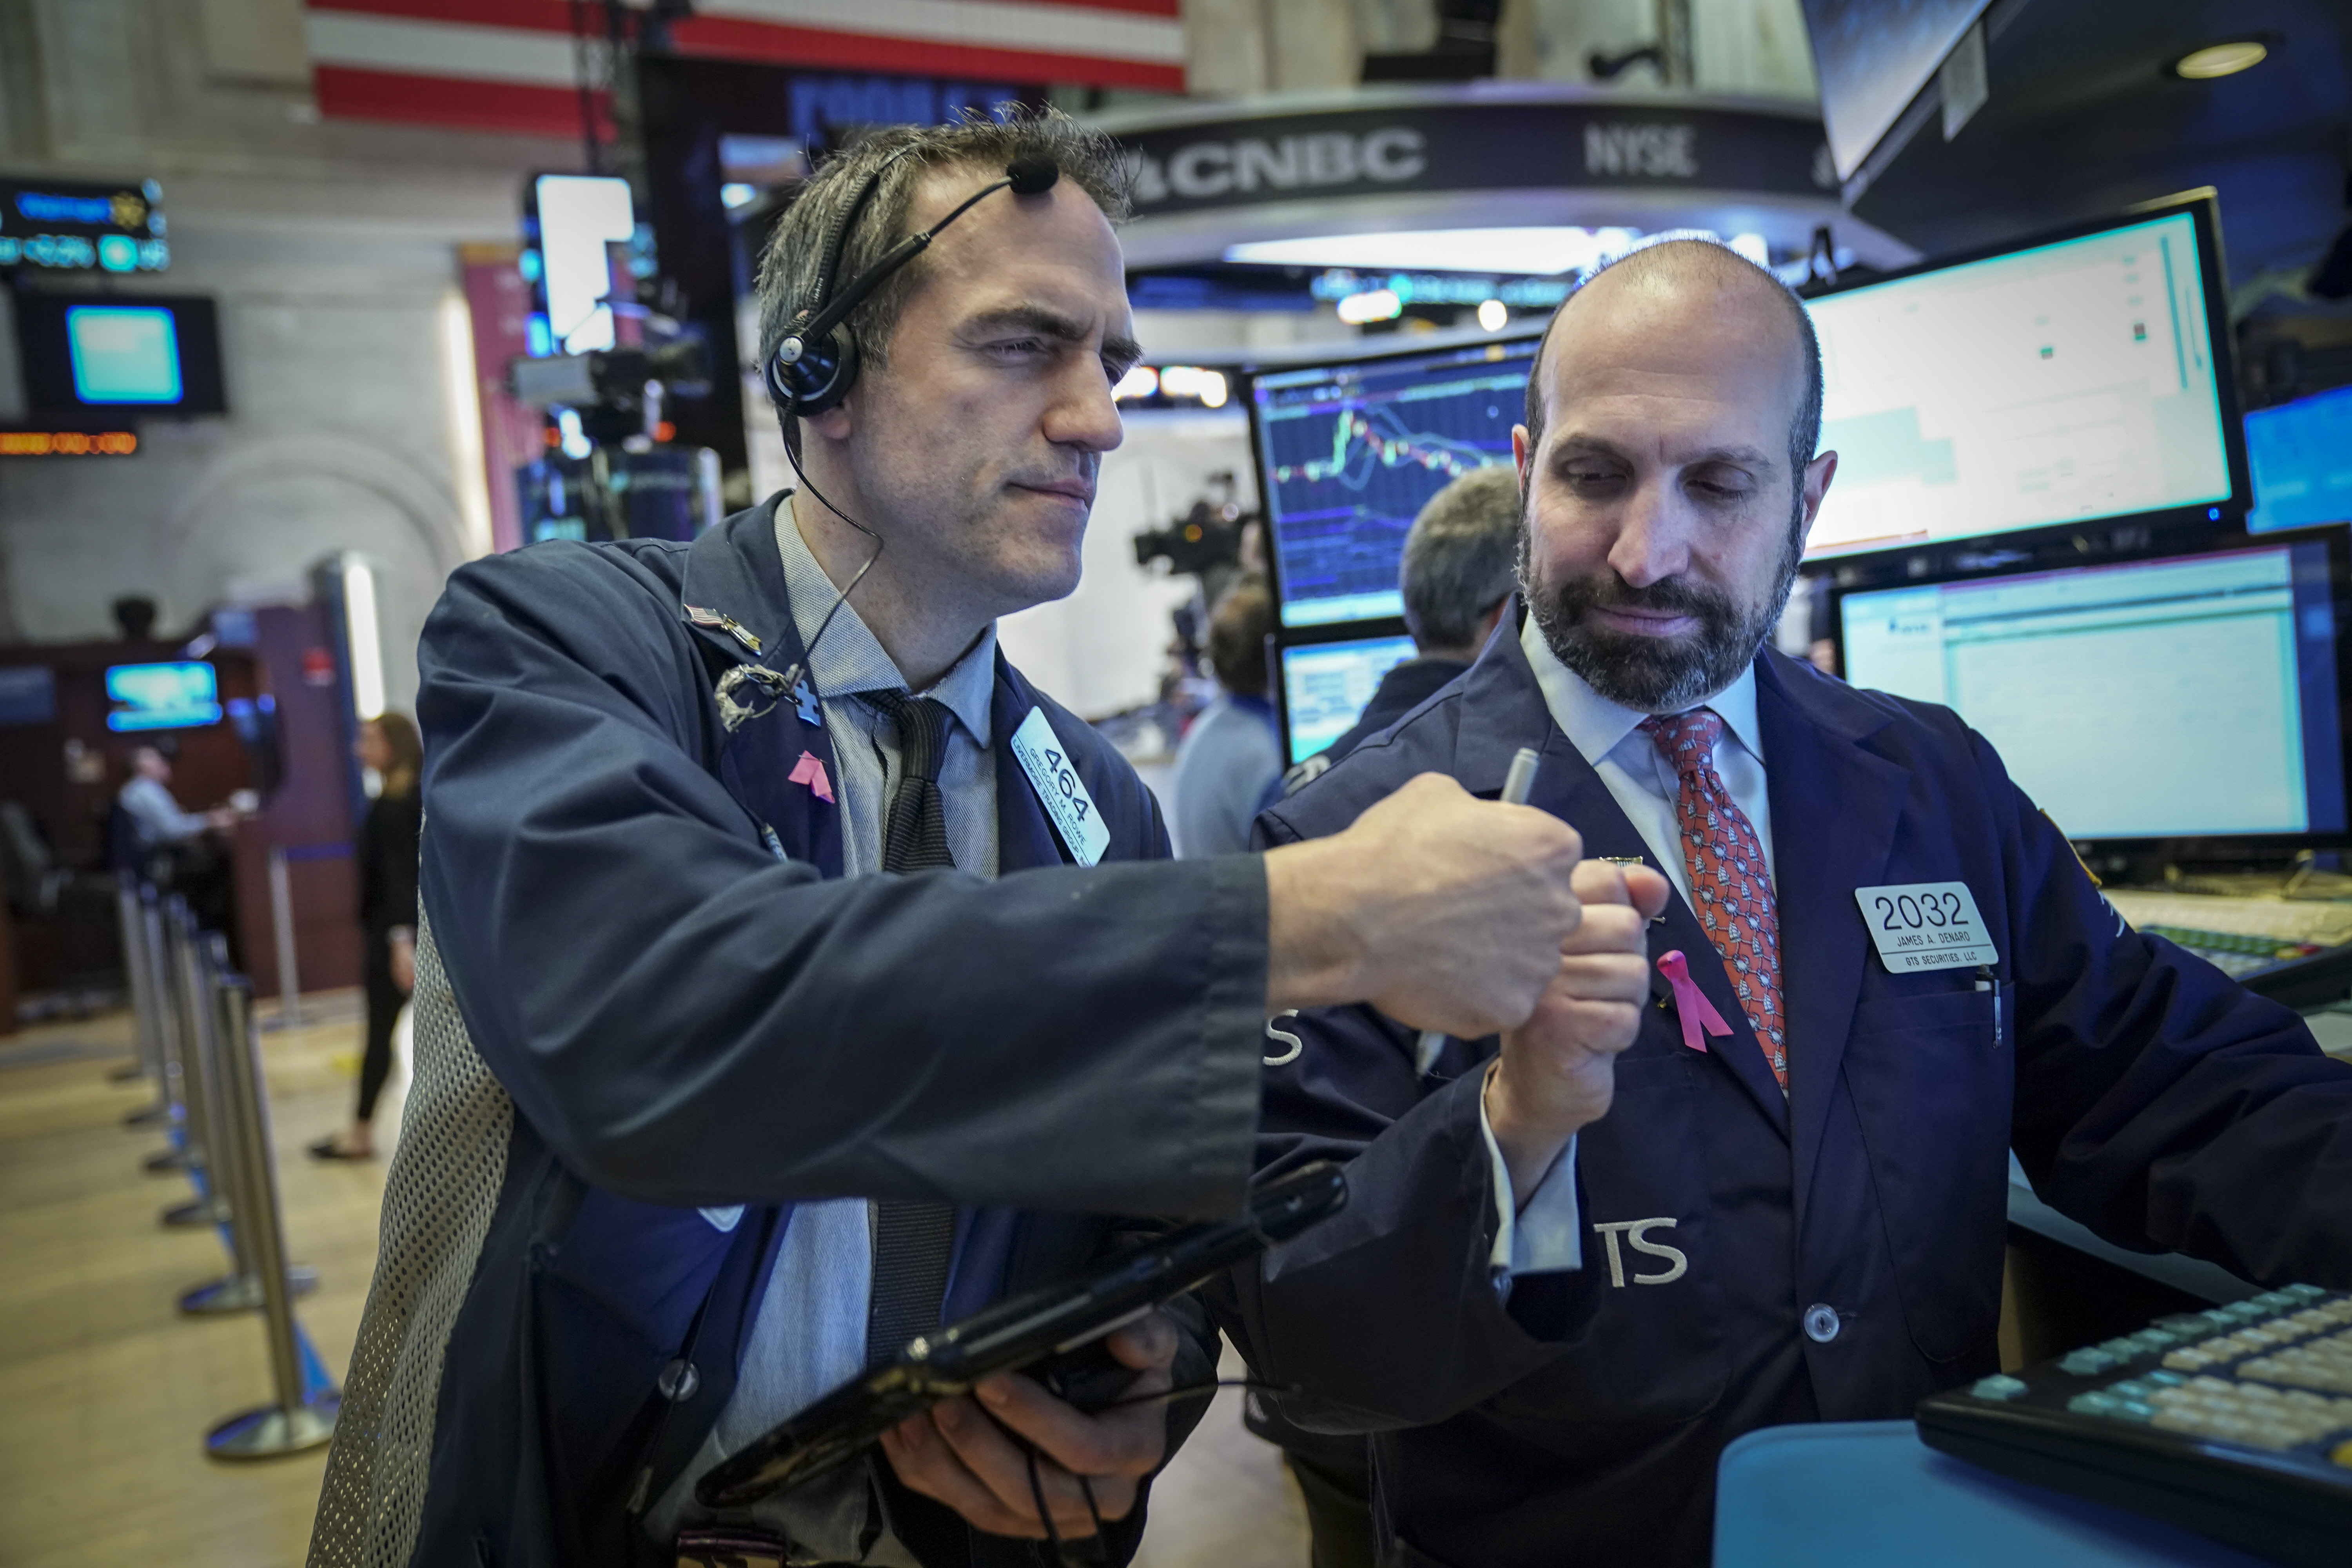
[1010,706,1109,867]
[1854,881,1997,972]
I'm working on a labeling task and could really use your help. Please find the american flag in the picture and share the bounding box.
[303,0,1185,137]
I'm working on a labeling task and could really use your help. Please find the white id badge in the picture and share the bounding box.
[1011,706,1110,867]
[1853,882,1998,972]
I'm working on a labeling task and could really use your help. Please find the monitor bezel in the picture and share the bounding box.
[1243,330,1542,633]
[1271,615,1416,766]
[1828,521,2352,861]
[1797,189,2253,565]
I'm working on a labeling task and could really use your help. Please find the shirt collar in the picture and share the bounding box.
[1517,613,1763,768]
[773,499,997,746]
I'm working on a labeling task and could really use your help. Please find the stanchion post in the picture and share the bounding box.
[205,968,338,1458]
[176,927,316,1311]
[174,912,256,1310]
[142,898,202,1176]
[111,871,161,1091]
[267,846,302,1031]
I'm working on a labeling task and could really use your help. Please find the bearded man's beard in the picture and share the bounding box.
[1520,506,1804,713]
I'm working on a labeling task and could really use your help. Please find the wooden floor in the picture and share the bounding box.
[0,999,1310,1568]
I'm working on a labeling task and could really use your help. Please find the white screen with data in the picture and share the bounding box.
[1840,546,2344,839]
[1803,212,2234,560]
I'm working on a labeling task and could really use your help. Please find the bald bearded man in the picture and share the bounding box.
[1212,237,2352,1566]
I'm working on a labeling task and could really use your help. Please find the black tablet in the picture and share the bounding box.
[695,1160,1348,1509]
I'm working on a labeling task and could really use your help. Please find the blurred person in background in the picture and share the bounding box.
[309,713,423,1161]
[1170,575,1280,857]
[115,741,240,934]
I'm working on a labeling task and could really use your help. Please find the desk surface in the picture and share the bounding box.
[1714,1422,2271,1568]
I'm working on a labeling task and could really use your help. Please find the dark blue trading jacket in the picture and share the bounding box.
[1216,616,2352,1568]
[387,499,1268,1568]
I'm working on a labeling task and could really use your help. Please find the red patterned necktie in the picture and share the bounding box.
[1639,709,1788,1091]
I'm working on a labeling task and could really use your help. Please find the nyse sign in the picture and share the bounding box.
[1584,123,1699,179]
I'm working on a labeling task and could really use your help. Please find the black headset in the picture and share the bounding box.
[764,151,1062,421]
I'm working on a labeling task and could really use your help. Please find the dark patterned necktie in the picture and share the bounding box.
[1639,709,1788,1091]
[861,688,960,1366]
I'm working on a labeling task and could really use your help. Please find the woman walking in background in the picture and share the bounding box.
[309,712,423,1161]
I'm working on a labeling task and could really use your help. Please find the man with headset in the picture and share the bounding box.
[308,113,1612,1568]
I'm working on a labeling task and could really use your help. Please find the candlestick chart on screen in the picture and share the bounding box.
[1257,359,1530,626]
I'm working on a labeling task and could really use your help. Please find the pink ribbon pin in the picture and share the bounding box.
[1657,951,1731,1055]
[787,750,834,804]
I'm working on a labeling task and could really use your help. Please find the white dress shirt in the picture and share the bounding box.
[1483,617,1776,1276]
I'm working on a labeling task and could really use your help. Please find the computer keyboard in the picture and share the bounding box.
[1916,1285,2352,1567]
[2103,891,2352,980]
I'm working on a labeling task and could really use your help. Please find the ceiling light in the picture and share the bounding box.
[1336,288,1403,325]
[1476,299,1508,332]
[1229,227,1643,277]
[2169,40,2269,79]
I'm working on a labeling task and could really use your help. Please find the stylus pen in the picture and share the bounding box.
[1416,745,1544,1076]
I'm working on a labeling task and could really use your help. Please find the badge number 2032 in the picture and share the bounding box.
[1853,880,1997,972]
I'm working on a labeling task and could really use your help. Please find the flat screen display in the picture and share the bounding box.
[2247,385,2352,534]
[1802,207,2240,560]
[1279,633,1418,764]
[105,661,222,732]
[1840,539,2346,842]
[14,293,227,415]
[1252,338,1536,629]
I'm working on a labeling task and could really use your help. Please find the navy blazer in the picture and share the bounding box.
[1216,617,2352,1568]
[399,499,1265,1567]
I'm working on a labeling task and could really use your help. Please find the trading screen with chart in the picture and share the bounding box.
[1253,338,1536,627]
[1840,541,2347,840]
[1802,210,2236,560]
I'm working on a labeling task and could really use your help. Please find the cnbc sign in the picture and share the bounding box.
[0,176,171,272]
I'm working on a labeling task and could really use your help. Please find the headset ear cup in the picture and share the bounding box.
[771,322,861,421]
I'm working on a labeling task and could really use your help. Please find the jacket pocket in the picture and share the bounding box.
[1842,985,2014,1363]
[1485,1052,1729,1427]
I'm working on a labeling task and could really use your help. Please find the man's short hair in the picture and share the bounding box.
[754,110,1130,407]
[1401,465,1521,652]
[1206,576,1275,697]
[1521,235,1824,498]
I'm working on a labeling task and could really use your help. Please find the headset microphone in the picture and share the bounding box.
[765,155,1063,421]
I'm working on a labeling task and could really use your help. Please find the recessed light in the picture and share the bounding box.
[2169,39,2270,79]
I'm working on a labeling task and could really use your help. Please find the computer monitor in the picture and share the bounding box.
[105,661,222,733]
[1837,532,2348,847]
[1250,336,1537,629]
[13,293,229,416]
[1278,631,1419,764]
[1801,196,2247,561]
[1800,0,1991,184]
[2247,385,2352,534]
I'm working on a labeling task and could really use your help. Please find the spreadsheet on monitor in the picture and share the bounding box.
[1840,542,2345,840]
[1280,635,1418,762]
[1803,211,2235,560]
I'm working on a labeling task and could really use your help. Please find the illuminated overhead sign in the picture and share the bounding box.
[0,426,140,456]
[0,176,170,272]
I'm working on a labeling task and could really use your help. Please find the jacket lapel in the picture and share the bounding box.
[679,497,846,878]
[1462,628,1791,1138]
[1753,652,1909,1230]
